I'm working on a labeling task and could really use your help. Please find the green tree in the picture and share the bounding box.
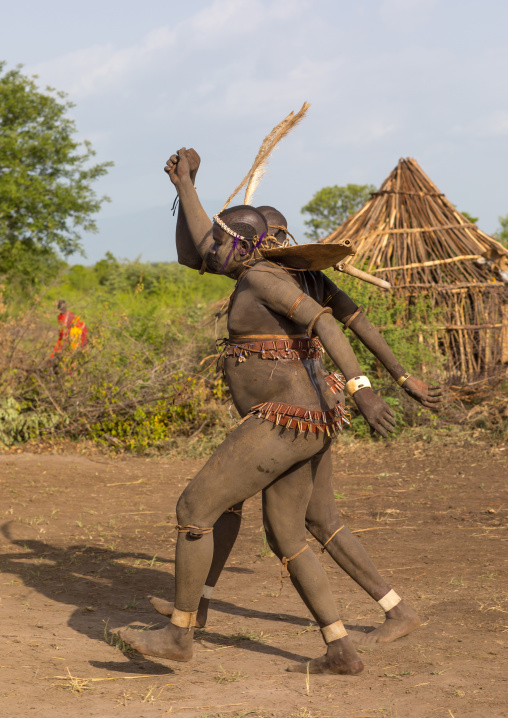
[0,62,112,282]
[460,211,479,225]
[301,184,376,241]
[494,215,508,248]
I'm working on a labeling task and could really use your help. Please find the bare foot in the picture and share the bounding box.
[355,601,421,645]
[116,623,194,661]
[148,596,208,628]
[287,637,364,675]
[149,596,173,617]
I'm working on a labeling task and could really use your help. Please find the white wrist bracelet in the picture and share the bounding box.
[345,375,372,396]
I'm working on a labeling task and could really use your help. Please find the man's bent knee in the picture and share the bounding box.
[176,490,227,531]
[175,493,214,540]
[175,493,210,529]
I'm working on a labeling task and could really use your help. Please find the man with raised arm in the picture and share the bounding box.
[149,149,441,645]
[118,150,439,674]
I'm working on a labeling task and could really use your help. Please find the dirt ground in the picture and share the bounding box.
[0,439,507,718]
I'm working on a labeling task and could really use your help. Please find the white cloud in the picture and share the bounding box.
[17,0,508,250]
[29,44,112,97]
[28,24,180,99]
[27,0,322,105]
[327,116,399,147]
[27,0,273,100]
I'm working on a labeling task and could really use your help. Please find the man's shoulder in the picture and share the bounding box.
[243,262,297,289]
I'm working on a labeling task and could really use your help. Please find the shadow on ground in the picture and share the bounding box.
[1,521,319,671]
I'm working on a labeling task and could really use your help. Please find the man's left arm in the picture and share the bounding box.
[322,278,442,409]
[247,269,397,438]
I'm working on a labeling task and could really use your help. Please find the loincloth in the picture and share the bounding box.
[248,397,349,437]
[222,335,349,437]
[247,366,348,437]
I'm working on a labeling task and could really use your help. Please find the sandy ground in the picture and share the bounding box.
[0,439,507,718]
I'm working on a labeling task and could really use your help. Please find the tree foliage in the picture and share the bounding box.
[494,214,508,248]
[0,62,112,281]
[460,211,479,225]
[301,184,376,241]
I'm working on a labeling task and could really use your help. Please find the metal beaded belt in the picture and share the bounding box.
[222,337,324,362]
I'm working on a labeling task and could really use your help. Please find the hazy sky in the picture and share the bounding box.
[3,0,508,263]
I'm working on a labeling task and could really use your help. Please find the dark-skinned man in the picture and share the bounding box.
[118,150,440,674]
[149,149,440,645]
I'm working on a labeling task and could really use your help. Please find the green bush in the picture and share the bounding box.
[3,257,495,454]
[0,396,60,446]
[0,258,234,452]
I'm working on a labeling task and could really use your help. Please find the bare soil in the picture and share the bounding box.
[0,439,507,718]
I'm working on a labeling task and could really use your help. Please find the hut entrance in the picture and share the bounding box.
[321,158,508,383]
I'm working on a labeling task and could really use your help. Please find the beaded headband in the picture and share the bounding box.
[213,214,246,240]
[213,216,292,246]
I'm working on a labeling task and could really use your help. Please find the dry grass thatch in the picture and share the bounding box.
[321,157,508,382]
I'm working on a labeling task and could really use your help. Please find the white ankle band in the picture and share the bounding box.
[202,585,214,600]
[321,620,348,643]
[378,589,401,612]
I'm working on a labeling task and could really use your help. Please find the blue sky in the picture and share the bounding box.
[3,0,508,263]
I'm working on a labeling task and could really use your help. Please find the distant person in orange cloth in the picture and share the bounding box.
[50,300,88,358]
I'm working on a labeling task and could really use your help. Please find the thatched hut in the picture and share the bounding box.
[321,158,508,382]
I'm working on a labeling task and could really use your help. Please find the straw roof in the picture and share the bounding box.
[320,158,508,381]
[321,157,508,288]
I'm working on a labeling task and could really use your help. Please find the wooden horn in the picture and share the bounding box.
[335,262,391,290]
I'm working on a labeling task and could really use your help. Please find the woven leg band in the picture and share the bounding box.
[321,620,348,643]
[278,544,309,597]
[175,524,214,538]
[281,544,309,574]
[202,585,214,600]
[170,608,197,629]
[378,589,401,612]
[320,525,345,553]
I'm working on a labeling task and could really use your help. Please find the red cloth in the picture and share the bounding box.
[51,311,88,357]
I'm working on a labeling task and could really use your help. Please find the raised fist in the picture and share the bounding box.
[164,147,201,186]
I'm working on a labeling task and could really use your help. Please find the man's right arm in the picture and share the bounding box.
[165,148,213,268]
[175,163,202,269]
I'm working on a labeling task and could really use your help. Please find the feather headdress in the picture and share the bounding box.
[219,102,310,212]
